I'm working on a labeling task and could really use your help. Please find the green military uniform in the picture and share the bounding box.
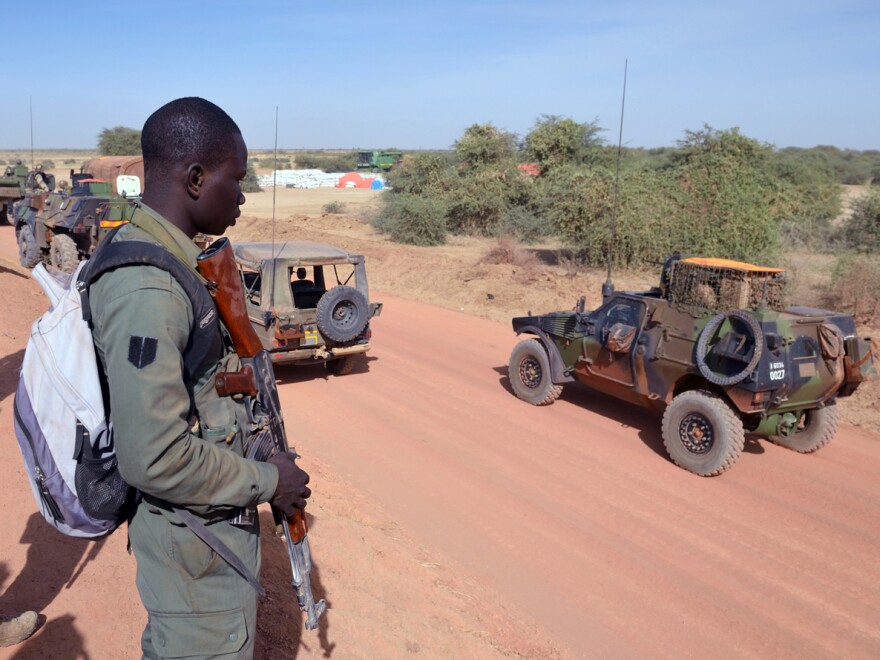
[90,203,278,659]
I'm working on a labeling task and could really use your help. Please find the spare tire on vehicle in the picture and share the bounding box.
[315,285,369,343]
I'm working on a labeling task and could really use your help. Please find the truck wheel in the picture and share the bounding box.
[18,225,40,268]
[695,310,763,386]
[0,203,8,225]
[662,390,744,476]
[508,339,563,406]
[768,403,839,453]
[49,234,80,273]
[326,354,359,376]
[315,285,369,343]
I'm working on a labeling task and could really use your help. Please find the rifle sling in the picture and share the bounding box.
[173,507,265,596]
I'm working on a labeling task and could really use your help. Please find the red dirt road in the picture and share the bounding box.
[1,224,879,658]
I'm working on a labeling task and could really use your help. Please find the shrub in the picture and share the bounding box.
[481,237,538,268]
[524,115,604,173]
[837,188,880,253]
[829,253,880,324]
[241,161,262,193]
[98,126,141,155]
[40,160,55,170]
[322,200,346,214]
[376,193,447,246]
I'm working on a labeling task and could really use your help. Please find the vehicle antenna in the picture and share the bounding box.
[29,95,35,170]
[270,105,279,308]
[602,59,628,302]
[272,105,278,255]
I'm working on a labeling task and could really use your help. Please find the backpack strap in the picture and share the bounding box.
[76,232,264,594]
[78,230,220,380]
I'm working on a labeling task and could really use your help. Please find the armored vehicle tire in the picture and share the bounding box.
[696,310,764,386]
[508,339,563,406]
[49,234,80,273]
[662,390,745,476]
[768,403,840,453]
[315,285,370,343]
[326,354,359,376]
[18,225,40,268]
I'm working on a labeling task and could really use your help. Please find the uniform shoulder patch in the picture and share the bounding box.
[128,336,158,369]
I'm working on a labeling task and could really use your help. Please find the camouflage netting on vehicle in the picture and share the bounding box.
[667,259,786,316]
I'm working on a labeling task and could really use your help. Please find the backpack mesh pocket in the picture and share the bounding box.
[75,454,130,521]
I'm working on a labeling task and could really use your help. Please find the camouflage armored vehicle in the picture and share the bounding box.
[15,172,135,273]
[233,241,382,375]
[508,255,879,476]
[1,160,55,223]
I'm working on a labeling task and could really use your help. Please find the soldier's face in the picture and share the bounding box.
[196,133,248,236]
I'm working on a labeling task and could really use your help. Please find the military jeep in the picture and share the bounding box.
[508,255,879,476]
[233,242,382,375]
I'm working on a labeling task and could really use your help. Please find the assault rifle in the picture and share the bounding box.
[197,237,327,630]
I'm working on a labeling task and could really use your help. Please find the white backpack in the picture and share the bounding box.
[13,236,218,538]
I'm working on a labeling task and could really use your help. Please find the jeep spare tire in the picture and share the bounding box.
[695,310,763,386]
[316,285,369,343]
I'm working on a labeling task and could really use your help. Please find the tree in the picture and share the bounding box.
[97,126,142,156]
[524,115,604,172]
[453,123,517,169]
[671,125,779,263]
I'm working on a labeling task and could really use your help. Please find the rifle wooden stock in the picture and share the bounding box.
[196,237,263,359]
[198,237,326,629]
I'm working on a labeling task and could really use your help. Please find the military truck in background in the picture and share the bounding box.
[1,160,55,223]
[15,172,136,273]
[80,155,144,197]
[355,150,402,173]
[507,254,878,476]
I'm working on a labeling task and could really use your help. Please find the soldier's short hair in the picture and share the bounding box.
[141,97,241,176]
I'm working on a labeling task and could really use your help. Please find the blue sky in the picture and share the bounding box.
[2,1,878,151]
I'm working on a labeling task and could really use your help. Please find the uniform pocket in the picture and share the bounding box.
[167,518,219,580]
[148,607,247,658]
[197,396,240,445]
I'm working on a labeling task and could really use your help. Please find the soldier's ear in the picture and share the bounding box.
[185,163,204,200]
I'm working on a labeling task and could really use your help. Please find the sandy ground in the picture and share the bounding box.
[0,186,878,659]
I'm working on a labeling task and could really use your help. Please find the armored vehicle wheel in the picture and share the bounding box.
[768,403,840,453]
[18,225,40,268]
[49,234,80,273]
[315,286,369,343]
[326,354,358,376]
[662,390,745,476]
[696,310,764,386]
[508,339,563,406]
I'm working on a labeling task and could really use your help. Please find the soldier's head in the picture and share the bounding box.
[141,97,247,238]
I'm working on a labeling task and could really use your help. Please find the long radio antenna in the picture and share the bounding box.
[603,59,628,301]
[272,105,278,253]
[270,106,279,308]
[29,95,35,169]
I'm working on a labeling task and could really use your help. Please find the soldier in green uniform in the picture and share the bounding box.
[89,97,311,658]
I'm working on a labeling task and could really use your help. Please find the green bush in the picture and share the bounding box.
[829,253,880,323]
[454,123,517,169]
[837,187,880,252]
[385,151,456,196]
[98,126,141,155]
[376,193,447,246]
[241,161,262,193]
[294,151,357,172]
[524,115,604,173]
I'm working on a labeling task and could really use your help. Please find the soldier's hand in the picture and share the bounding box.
[268,451,311,516]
